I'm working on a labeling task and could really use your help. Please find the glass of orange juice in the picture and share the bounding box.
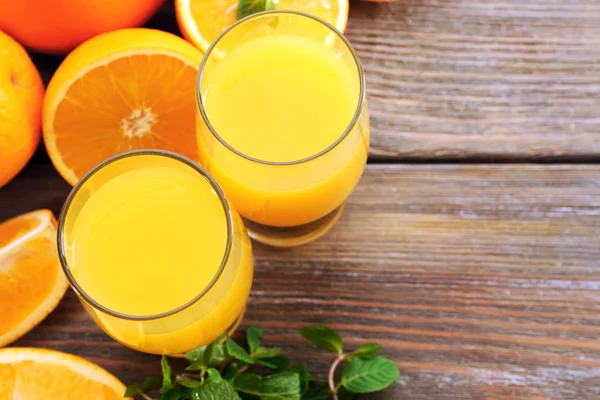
[57,150,253,355]
[196,11,370,247]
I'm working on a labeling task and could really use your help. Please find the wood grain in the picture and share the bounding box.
[347,0,600,159]
[28,0,600,162]
[2,163,600,399]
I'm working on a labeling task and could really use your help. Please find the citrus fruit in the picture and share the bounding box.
[175,0,349,53]
[0,0,165,54]
[0,210,68,347]
[0,31,44,189]
[43,28,203,186]
[0,347,129,399]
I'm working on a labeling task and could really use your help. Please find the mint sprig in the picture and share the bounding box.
[124,325,399,400]
[236,0,275,20]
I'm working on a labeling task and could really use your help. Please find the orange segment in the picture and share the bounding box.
[0,348,129,399]
[43,28,204,186]
[175,0,349,53]
[0,210,68,347]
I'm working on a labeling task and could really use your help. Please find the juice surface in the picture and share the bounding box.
[63,154,253,355]
[203,34,358,163]
[198,32,369,227]
[67,162,227,316]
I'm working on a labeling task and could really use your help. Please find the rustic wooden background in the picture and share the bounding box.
[2,0,600,399]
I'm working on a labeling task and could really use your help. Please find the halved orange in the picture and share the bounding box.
[0,210,68,348]
[43,28,204,186]
[175,0,349,53]
[0,347,129,399]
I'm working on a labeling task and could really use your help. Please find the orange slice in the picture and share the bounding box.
[43,28,203,186]
[0,347,129,399]
[0,210,68,347]
[175,0,349,53]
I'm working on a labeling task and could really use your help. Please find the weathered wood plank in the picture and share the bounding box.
[2,163,600,399]
[29,0,600,161]
[346,0,600,159]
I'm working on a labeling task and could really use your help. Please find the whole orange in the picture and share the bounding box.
[0,30,44,188]
[0,0,165,54]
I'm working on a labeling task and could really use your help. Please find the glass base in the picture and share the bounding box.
[171,305,246,357]
[244,203,346,247]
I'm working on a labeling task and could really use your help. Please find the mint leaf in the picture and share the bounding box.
[300,325,344,354]
[254,346,281,359]
[192,380,241,400]
[125,377,163,397]
[233,372,300,399]
[185,346,206,363]
[302,384,331,400]
[124,384,143,397]
[293,364,314,395]
[186,361,207,372]
[226,338,255,364]
[208,344,228,366]
[237,0,276,21]
[341,357,399,394]
[140,376,161,393]
[203,341,217,365]
[186,344,228,369]
[247,326,262,353]
[159,386,193,400]
[256,354,291,371]
[352,343,381,360]
[300,385,353,400]
[232,373,262,394]
[176,374,202,388]
[222,363,239,382]
[261,372,300,399]
[207,368,223,383]
[160,356,173,393]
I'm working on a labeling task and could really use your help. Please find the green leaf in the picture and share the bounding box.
[253,346,281,359]
[140,376,161,393]
[185,346,206,363]
[226,338,255,364]
[186,344,228,369]
[203,341,217,366]
[237,0,276,21]
[293,364,315,395]
[300,325,344,355]
[341,357,399,394]
[222,363,239,382]
[233,372,300,399]
[256,355,291,371]
[247,326,262,354]
[261,373,300,399]
[352,343,381,360]
[192,380,241,400]
[207,368,223,383]
[209,344,229,366]
[124,384,143,397]
[186,361,207,372]
[301,384,331,400]
[160,356,173,394]
[176,374,203,388]
[159,386,194,400]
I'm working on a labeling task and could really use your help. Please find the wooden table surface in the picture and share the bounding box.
[3,1,600,399]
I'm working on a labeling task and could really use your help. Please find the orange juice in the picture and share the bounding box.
[197,24,369,230]
[60,151,253,355]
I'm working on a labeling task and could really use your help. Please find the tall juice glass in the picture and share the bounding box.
[196,11,370,247]
[58,150,253,355]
